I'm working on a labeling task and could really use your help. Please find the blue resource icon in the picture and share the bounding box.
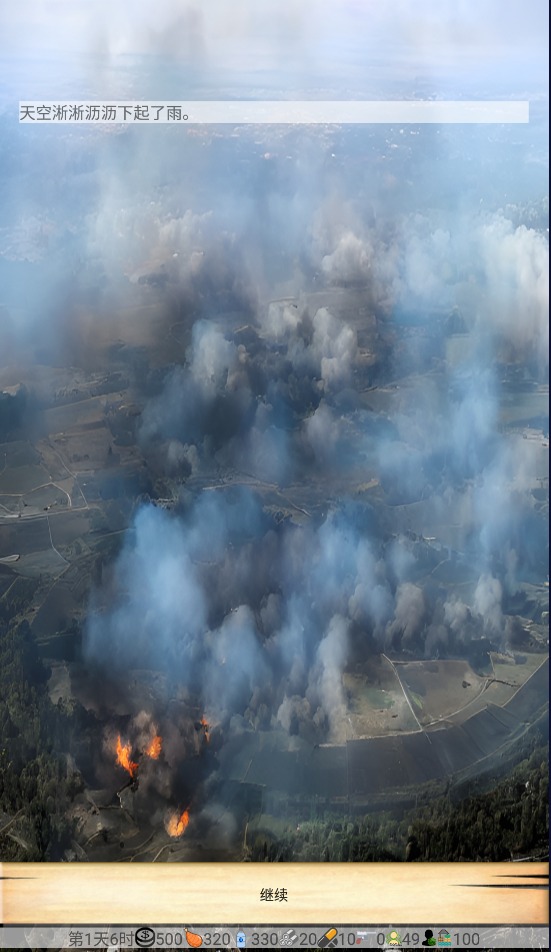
[237,930,247,948]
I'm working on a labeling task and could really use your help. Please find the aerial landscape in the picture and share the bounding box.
[0,0,548,871]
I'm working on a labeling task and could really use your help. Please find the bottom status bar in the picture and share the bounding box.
[0,925,548,949]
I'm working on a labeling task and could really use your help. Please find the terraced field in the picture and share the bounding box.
[220,656,549,805]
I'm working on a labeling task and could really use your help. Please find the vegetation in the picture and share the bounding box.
[0,386,34,441]
[0,617,91,860]
[1,582,547,865]
[250,734,549,863]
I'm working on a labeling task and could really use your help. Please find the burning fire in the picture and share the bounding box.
[200,716,210,743]
[114,731,163,777]
[166,808,190,838]
[145,734,162,759]
[115,736,138,778]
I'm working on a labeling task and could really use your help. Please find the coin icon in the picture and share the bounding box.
[135,926,156,948]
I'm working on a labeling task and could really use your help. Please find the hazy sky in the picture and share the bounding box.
[1,0,548,99]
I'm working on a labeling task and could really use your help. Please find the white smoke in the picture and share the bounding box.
[473,574,504,636]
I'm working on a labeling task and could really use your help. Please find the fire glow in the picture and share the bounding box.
[145,734,162,759]
[114,732,162,777]
[200,716,210,743]
[115,736,138,778]
[166,808,190,838]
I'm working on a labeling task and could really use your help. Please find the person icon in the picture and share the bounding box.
[422,930,436,947]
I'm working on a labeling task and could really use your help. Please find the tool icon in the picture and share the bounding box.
[318,927,339,948]
[281,930,298,946]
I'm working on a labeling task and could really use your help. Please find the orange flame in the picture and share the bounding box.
[200,716,210,743]
[145,735,162,759]
[166,808,190,837]
[115,736,138,778]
